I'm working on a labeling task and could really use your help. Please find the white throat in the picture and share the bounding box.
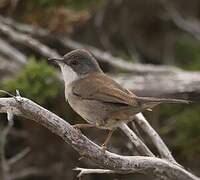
[59,64,78,98]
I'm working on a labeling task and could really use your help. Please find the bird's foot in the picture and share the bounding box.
[101,143,107,152]
[100,130,113,153]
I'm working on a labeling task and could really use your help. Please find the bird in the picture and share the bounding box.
[48,49,189,149]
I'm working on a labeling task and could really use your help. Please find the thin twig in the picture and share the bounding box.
[119,123,154,157]
[0,38,27,64]
[0,21,60,59]
[160,0,200,41]
[10,167,49,180]
[0,109,14,180]
[8,147,31,165]
[131,121,144,141]
[74,167,117,178]
[134,113,177,164]
[0,90,15,98]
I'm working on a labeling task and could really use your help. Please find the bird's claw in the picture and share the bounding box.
[101,144,107,152]
[72,124,81,129]
[72,125,82,133]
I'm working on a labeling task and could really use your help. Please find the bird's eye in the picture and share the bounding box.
[71,60,78,66]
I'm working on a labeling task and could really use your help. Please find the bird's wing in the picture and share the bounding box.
[72,73,138,106]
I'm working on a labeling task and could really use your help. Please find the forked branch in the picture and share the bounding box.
[0,97,198,180]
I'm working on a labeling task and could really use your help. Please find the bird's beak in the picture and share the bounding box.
[48,57,64,64]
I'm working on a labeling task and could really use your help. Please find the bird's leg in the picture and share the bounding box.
[101,130,114,151]
[72,123,95,129]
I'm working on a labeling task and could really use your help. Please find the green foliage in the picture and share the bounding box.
[175,36,200,71]
[159,104,200,159]
[175,105,200,158]
[1,58,62,105]
[159,104,185,119]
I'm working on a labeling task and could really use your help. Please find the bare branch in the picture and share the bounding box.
[160,0,200,41]
[0,20,60,59]
[0,97,198,180]
[134,113,176,164]
[10,167,48,180]
[119,123,154,157]
[113,71,200,97]
[8,147,31,165]
[0,109,14,180]
[131,121,144,141]
[74,167,116,178]
[0,16,49,38]
[0,38,27,64]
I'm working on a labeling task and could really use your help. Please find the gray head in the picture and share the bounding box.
[48,49,103,86]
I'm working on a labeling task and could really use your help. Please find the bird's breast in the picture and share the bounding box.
[67,92,110,126]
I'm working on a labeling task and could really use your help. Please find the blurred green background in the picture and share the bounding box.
[0,0,200,179]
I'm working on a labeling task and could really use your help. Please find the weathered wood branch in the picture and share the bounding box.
[0,108,14,180]
[0,16,49,38]
[0,97,198,180]
[0,38,27,64]
[119,123,154,157]
[0,20,60,59]
[74,167,117,178]
[135,113,176,163]
[160,0,200,41]
[113,71,200,98]
[7,147,30,165]
[10,167,49,180]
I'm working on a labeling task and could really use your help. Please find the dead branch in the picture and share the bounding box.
[113,71,200,98]
[0,38,27,64]
[0,56,22,81]
[131,121,143,137]
[7,147,30,166]
[160,0,200,41]
[10,167,49,180]
[134,113,176,163]
[0,20,60,59]
[0,109,14,180]
[0,16,50,38]
[0,97,198,180]
[74,167,117,178]
[119,123,154,157]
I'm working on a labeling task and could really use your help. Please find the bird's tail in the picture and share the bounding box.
[135,96,191,110]
[136,96,190,104]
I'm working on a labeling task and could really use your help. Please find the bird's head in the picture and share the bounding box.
[48,49,102,85]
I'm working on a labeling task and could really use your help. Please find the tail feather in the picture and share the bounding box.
[136,96,191,104]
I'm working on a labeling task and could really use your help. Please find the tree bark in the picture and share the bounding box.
[0,97,198,180]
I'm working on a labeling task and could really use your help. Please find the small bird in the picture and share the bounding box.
[48,49,189,149]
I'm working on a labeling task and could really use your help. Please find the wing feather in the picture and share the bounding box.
[72,73,137,106]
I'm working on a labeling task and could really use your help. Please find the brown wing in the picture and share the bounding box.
[72,73,138,106]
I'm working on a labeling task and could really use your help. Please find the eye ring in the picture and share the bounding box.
[71,60,78,66]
